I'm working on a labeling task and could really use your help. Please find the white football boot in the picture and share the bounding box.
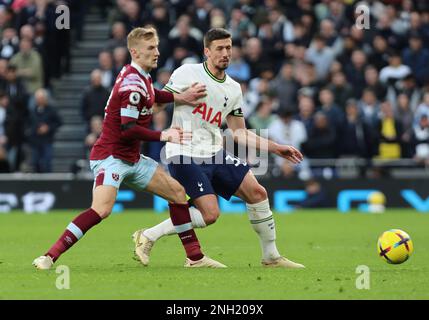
[132,229,154,266]
[184,256,227,268]
[262,256,305,269]
[33,255,54,270]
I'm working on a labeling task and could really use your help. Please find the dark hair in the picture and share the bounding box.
[204,28,231,48]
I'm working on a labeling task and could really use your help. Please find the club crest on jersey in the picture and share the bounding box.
[192,103,222,127]
[112,173,120,182]
[129,92,141,105]
[223,96,229,107]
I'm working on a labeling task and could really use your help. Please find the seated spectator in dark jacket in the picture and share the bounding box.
[295,179,329,209]
[364,65,387,101]
[402,34,429,86]
[302,111,336,158]
[81,69,110,127]
[27,89,62,173]
[105,22,127,52]
[327,71,354,110]
[318,87,345,134]
[339,99,374,158]
[2,65,28,110]
[374,100,403,160]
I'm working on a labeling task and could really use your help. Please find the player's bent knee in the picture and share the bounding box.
[249,185,268,204]
[202,207,220,225]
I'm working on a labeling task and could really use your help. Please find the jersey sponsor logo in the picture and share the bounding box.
[140,106,153,116]
[129,92,141,105]
[192,103,222,127]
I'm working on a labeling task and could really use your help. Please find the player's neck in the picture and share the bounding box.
[131,60,151,78]
[204,60,226,81]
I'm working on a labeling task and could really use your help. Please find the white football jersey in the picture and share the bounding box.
[164,62,244,158]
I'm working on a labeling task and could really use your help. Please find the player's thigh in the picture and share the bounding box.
[211,152,251,201]
[89,155,129,218]
[91,185,118,219]
[143,166,187,203]
[234,170,268,204]
[168,156,216,202]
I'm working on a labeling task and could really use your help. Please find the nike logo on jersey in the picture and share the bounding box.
[192,103,222,127]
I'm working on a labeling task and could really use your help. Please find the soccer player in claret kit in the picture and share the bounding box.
[32,27,226,269]
[133,28,306,268]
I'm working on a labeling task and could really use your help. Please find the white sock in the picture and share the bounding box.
[246,199,281,261]
[143,206,207,241]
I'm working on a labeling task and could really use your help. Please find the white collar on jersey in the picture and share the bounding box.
[131,61,151,79]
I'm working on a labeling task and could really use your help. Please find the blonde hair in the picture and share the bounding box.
[127,26,159,50]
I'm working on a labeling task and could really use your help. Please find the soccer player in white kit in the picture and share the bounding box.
[133,28,305,268]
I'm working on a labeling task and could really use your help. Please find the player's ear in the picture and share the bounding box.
[204,47,210,59]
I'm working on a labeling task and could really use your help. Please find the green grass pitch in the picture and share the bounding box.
[1,209,428,300]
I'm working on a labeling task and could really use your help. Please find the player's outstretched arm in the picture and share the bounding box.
[120,122,190,144]
[172,83,206,106]
[226,114,304,164]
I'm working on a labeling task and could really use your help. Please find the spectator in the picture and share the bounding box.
[379,52,411,86]
[84,115,103,156]
[268,109,307,177]
[374,100,403,160]
[0,144,9,172]
[364,65,387,101]
[26,88,62,173]
[169,15,202,58]
[294,179,329,209]
[414,91,429,124]
[412,114,429,166]
[295,94,315,133]
[243,37,270,79]
[358,88,380,127]
[318,87,344,134]
[327,71,353,110]
[395,93,415,158]
[112,46,129,79]
[368,35,390,71]
[105,22,127,52]
[339,99,374,159]
[0,27,19,59]
[302,111,336,159]
[0,91,6,147]
[402,34,429,86]
[345,49,367,99]
[269,61,299,111]
[226,45,251,83]
[147,110,169,163]
[1,64,28,109]
[10,38,43,95]
[305,34,335,81]
[248,96,279,132]
[228,6,256,42]
[98,50,114,89]
[81,69,110,126]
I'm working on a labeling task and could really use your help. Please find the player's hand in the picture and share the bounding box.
[175,82,206,107]
[161,127,192,144]
[273,144,304,164]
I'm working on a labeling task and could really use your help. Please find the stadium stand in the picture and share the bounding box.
[0,0,429,179]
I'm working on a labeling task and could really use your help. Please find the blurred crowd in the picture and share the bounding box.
[2,0,429,178]
[0,0,77,173]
